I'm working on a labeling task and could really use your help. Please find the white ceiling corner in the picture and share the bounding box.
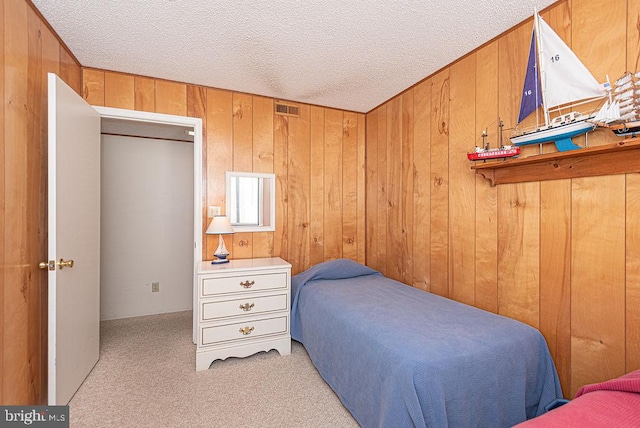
[32,0,557,113]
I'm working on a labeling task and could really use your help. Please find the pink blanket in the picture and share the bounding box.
[517,369,640,427]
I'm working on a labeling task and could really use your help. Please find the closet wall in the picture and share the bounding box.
[100,135,194,320]
[82,69,366,276]
[366,0,640,397]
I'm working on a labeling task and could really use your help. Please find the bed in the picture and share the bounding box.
[516,369,640,427]
[291,259,563,427]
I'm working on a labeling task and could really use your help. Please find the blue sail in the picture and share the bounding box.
[517,31,543,124]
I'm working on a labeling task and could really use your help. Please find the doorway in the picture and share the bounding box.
[47,74,203,405]
[100,132,193,320]
[94,106,203,340]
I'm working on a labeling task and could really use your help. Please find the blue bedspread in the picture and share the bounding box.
[291,259,562,428]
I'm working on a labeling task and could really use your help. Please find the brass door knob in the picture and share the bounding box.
[39,261,55,270]
[57,258,74,269]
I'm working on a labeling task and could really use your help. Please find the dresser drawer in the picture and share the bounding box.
[201,316,288,346]
[202,293,288,320]
[202,272,287,296]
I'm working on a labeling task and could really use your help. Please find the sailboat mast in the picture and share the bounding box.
[534,12,550,127]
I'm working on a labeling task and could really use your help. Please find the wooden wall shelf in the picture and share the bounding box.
[471,138,640,186]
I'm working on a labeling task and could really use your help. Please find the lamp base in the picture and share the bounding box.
[211,235,231,264]
[212,251,230,264]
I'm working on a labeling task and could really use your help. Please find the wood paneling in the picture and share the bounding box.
[287,105,310,273]
[104,71,134,109]
[449,55,476,306]
[365,109,378,269]
[474,41,498,313]
[78,74,368,271]
[231,93,254,259]
[386,96,402,281]
[2,0,81,404]
[251,97,274,258]
[367,104,389,273]
[356,114,366,264]
[400,91,414,284]
[205,89,232,260]
[626,0,640,372]
[365,0,640,397]
[323,109,343,261]
[155,80,186,116]
[375,105,388,274]
[26,5,44,403]
[134,76,155,112]
[70,74,366,273]
[187,85,207,258]
[629,0,640,72]
[273,115,288,262]
[0,0,5,404]
[82,69,104,106]
[5,0,638,406]
[540,179,571,396]
[430,70,449,297]
[572,0,625,149]
[413,79,431,292]
[342,111,359,262]
[497,182,540,327]
[627,173,640,372]
[59,47,80,94]
[5,0,31,404]
[252,97,273,174]
[571,176,625,395]
[310,107,325,266]
[537,6,571,396]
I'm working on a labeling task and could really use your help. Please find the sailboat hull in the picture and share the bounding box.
[511,119,595,149]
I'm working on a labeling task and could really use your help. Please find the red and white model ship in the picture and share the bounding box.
[467,120,520,162]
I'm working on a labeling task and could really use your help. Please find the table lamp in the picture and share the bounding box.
[205,215,235,264]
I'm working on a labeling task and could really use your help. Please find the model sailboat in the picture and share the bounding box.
[592,71,640,137]
[468,119,520,161]
[511,13,607,151]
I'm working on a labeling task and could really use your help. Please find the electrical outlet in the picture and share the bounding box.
[152,282,160,292]
[207,206,221,218]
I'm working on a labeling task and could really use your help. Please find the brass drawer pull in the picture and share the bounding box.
[240,280,255,288]
[239,326,254,335]
[239,303,255,311]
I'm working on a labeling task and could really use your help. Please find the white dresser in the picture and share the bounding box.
[195,257,292,371]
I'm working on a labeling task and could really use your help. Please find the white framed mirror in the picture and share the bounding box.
[225,171,275,232]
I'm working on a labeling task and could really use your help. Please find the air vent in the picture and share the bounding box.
[274,101,300,117]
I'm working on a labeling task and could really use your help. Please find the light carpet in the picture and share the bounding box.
[69,311,359,427]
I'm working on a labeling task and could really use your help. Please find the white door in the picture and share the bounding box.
[47,73,101,405]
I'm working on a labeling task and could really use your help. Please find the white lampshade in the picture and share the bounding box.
[205,215,235,235]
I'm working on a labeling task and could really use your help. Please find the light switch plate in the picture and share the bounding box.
[207,206,221,217]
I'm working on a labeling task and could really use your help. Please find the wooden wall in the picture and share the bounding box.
[4,0,638,406]
[81,69,366,275]
[366,0,640,397]
[1,0,82,405]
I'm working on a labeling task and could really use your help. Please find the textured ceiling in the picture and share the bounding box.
[32,0,557,113]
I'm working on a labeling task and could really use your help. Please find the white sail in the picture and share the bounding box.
[616,73,633,86]
[592,99,621,124]
[537,15,604,110]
